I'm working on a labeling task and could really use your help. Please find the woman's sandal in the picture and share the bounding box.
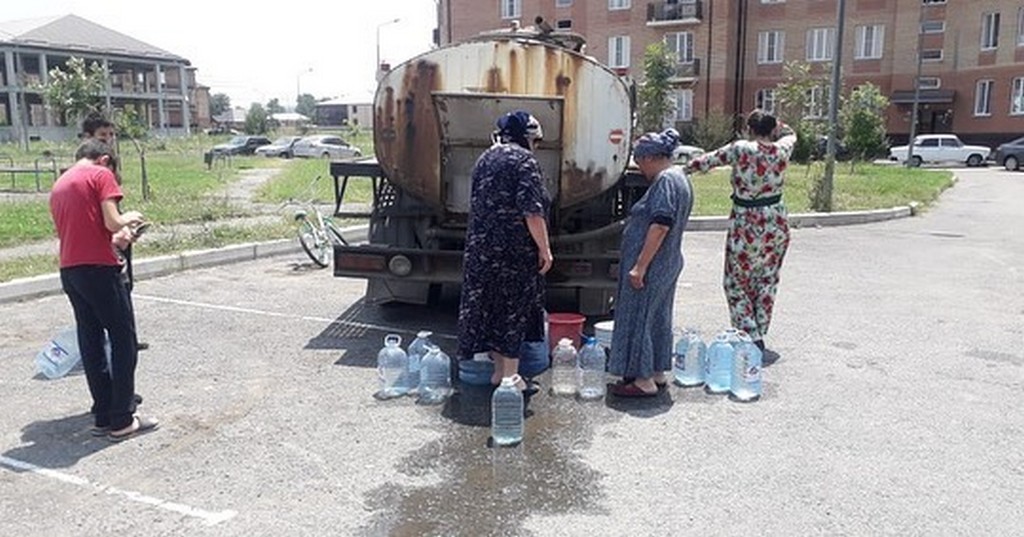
[107,415,160,443]
[610,382,659,398]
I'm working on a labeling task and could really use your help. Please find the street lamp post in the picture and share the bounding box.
[376,18,401,81]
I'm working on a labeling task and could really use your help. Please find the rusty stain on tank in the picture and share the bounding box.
[562,161,608,208]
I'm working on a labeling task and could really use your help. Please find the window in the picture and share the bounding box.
[805,86,829,118]
[499,0,520,19]
[758,31,785,64]
[917,77,941,89]
[665,32,694,63]
[1013,78,1024,115]
[806,27,835,62]
[557,19,572,29]
[921,21,945,34]
[974,80,993,116]
[1018,7,1024,46]
[608,35,631,68]
[916,138,939,147]
[981,12,1000,50]
[556,0,572,6]
[921,49,943,61]
[672,89,693,122]
[761,0,785,3]
[756,88,776,114]
[922,0,946,4]
[855,24,884,60]
[609,0,630,10]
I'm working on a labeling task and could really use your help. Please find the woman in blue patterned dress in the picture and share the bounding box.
[458,111,553,391]
[609,129,695,398]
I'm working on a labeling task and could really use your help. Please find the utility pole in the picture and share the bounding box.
[820,0,846,212]
[906,3,925,167]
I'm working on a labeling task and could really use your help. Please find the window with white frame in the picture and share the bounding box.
[921,21,945,34]
[761,0,785,3]
[974,80,993,116]
[1013,78,1024,115]
[556,0,572,7]
[917,77,941,89]
[981,12,1000,50]
[758,31,785,64]
[609,0,630,10]
[805,86,828,118]
[608,35,631,68]
[1018,7,1024,46]
[855,24,884,59]
[756,88,776,114]
[672,89,693,122]
[499,0,521,19]
[922,0,946,4]
[665,32,694,63]
[806,27,835,62]
[921,49,943,61]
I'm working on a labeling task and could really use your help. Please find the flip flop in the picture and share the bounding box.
[610,382,659,398]
[107,415,159,442]
[89,425,110,437]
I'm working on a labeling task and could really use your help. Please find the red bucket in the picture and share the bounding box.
[547,312,586,353]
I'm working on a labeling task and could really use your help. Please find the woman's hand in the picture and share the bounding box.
[120,210,145,227]
[538,248,553,275]
[628,264,647,289]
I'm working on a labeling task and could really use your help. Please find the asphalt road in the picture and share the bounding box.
[1,168,1021,536]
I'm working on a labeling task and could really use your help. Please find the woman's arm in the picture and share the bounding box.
[525,214,553,274]
[774,122,798,156]
[628,223,670,289]
[686,144,734,174]
[101,199,143,233]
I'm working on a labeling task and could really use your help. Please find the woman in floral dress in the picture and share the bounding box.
[687,110,797,351]
[458,111,553,391]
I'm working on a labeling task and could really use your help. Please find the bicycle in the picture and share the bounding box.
[289,175,349,268]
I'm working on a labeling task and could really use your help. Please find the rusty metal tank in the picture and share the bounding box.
[373,30,633,213]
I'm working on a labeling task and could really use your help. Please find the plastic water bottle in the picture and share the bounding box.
[729,340,763,402]
[35,327,81,380]
[704,332,734,394]
[417,345,452,405]
[673,328,707,388]
[491,376,524,446]
[405,331,434,393]
[550,338,578,396]
[376,334,408,399]
[577,336,606,400]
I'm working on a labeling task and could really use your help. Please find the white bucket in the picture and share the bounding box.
[594,320,614,349]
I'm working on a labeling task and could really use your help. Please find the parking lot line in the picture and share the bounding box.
[0,455,237,526]
[133,293,458,340]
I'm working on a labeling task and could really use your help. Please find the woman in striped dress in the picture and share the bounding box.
[687,110,797,352]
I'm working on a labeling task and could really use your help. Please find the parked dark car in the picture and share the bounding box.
[814,135,852,161]
[993,136,1024,171]
[210,135,272,156]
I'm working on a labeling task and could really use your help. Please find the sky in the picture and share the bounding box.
[3,0,438,109]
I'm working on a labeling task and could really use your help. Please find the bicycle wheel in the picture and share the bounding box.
[298,219,331,268]
[324,219,350,247]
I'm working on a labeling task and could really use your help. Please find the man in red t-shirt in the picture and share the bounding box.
[50,139,158,441]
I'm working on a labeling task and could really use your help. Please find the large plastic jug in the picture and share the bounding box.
[577,336,606,400]
[704,331,734,394]
[35,327,81,380]
[417,345,452,405]
[729,340,763,402]
[491,377,524,446]
[405,331,434,393]
[549,338,578,396]
[376,334,408,399]
[672,328,706,387]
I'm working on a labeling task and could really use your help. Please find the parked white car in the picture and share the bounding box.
[292,135,362,160]
[889,134,991,167]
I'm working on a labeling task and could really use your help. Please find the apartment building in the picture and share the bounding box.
[0,14,211,144]
[437,0,1024,146]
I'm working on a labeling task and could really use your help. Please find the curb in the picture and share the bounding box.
[0,204,915,305]
[0,225,369,305]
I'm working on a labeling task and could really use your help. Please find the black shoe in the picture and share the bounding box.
[137,341,150,351]
[134,393,144,406]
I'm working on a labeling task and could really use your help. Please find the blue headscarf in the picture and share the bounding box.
[495,110,543,149]
[633,128,681,159]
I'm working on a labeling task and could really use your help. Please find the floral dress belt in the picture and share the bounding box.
[731,194,782,208]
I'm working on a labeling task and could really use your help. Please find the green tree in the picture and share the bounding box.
[774,61,829,165]
[112,106,153,200]
[637,41,676,133]
[841,82,890,170]
[38,57,106,127]
[295,93,318,120]
[244,103,270,134]
[266,98,285,114]
[210,93,231,118]
[687,108,737,152]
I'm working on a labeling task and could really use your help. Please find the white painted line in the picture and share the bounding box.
[133,293,458,340]
[0,455,237,526]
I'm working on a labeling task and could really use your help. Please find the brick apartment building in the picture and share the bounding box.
[437,0,1024,146]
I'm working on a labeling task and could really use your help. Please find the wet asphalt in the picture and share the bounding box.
[0,168,1022,536]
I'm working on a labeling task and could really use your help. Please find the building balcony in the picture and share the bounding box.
[647,1,702,26]
[669,59,700,82]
